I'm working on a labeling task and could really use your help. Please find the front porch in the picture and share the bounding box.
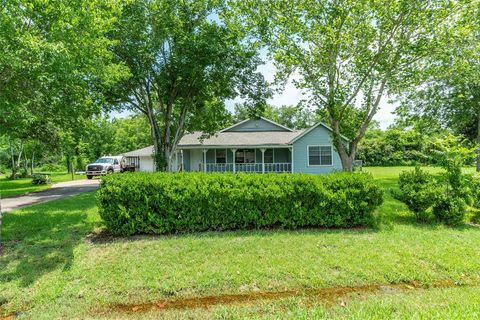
[176,147,293,173]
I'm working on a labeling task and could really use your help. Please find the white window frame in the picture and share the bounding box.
[307,145,333,166]
[215,149,227,164]
[235,149,256,164]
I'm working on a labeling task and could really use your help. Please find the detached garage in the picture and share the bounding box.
[122,146,155,172]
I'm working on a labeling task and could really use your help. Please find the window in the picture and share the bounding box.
[264,149,274,163]
[308,146,333,166]
[215,149,227,164]
[235,149,255,163]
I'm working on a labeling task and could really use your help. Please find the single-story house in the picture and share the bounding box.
[122,117,347,174]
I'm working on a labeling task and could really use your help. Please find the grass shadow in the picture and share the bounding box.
[0,192,98,287]
[87,225,378,245]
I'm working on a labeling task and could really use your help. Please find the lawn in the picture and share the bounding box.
[1,167,480,319]
[0,172,86,198]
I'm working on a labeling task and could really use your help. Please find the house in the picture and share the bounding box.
[122,117,347,173]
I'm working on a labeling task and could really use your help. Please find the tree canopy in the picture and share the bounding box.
[106,0,270,171]
[397,1,480,170]
[0,0,127,143]
[231,0,460,170]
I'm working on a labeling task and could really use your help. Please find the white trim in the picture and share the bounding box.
[231,149,237,173]
[258,117,293,132]
[234,148,256,164]
[179,145,291,149]
[219,117,293,133]
[202,149,207,172]
[291,147,294,173]
[260,148,266,174]
[307,145,334,167]
[289,122,349,144]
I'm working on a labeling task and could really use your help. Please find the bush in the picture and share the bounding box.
[397,167,440,221]
[97,172,384,235]
[432,196,466,226]
[38,163,67,172]
[471,176,480,209]
[32,174,52,185]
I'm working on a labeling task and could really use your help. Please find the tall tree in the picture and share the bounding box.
[232,0,457,171]
[397,1,480,171]
[107,0,270,171]
[0,0,128,147]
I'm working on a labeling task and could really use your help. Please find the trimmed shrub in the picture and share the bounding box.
[432,196,466,226]
[32,174,52,185]
[397,167,440,221]
[97,172,384,235]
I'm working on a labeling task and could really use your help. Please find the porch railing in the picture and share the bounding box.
[202,163,291,173]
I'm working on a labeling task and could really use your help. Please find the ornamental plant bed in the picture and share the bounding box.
[97,172,383,235]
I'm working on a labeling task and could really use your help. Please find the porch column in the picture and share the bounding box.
[202,149,207,173]
[260,148,266,174]
[231,149,237,173]
[289,147,294,173]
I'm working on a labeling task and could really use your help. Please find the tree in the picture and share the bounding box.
[232,0,458,171]
[232,103,318,129]
[0,0,128,153]
[107,0,270,171]
[396,1,480,171]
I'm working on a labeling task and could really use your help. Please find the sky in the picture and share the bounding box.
[225,59,398,130]
[112,59,398,130]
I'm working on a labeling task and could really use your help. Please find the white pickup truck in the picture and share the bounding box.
[85,156,127,179]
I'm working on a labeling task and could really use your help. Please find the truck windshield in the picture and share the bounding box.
[95,158,114,164]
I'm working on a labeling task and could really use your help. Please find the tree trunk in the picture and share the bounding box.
[10,142,16,179]
[145,106,165,172]
[477,110,480,172]
[31,152,35,176]
[23,152,28,175]
[330,118,355,172]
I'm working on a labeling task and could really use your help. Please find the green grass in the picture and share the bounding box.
[1,167,480,319]
[0,172,86,198]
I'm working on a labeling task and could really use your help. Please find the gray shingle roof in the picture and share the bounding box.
[121,130,306,156]
[178,130,305,147]
[122,146,154,157]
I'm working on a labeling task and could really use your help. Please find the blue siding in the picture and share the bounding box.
[256,149,262,162]
[273,148,290,163]
[226,119,289,132]
[182,150,190,171]
[292,125,343,174]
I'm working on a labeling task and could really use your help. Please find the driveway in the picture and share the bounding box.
[1,179,100,213]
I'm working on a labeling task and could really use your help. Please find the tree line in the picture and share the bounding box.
[1,0,478,174]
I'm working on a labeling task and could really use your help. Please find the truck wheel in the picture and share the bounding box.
[87,175,93,180]
[107,169,114,174]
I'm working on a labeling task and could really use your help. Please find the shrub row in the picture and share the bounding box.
[97,172,384,235]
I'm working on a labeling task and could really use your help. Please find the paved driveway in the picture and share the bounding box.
[1,179,100,212]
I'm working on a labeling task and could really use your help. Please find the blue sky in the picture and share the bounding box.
[112,59,398,130]
[225,59,397,130]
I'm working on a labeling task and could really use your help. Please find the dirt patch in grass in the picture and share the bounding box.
[97,279,465,316]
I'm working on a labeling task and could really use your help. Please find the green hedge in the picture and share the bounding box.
[97,172,384,235]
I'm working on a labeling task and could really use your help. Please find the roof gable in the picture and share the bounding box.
[220,117,293,133]
[289,122,349,144]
